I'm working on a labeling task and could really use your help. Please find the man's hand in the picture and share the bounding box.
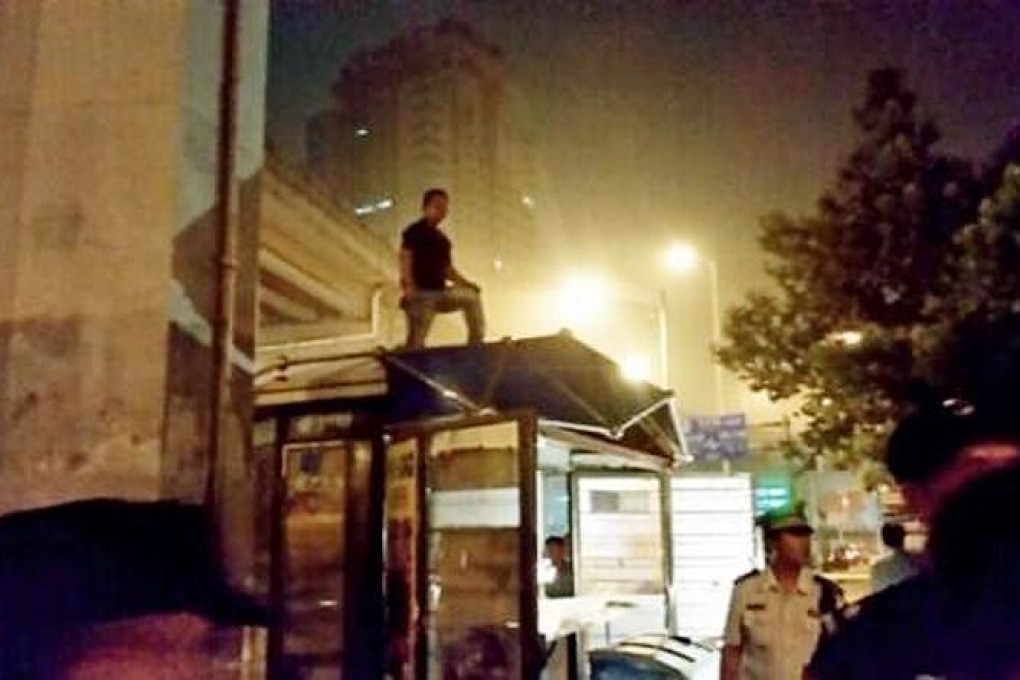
[721,645,741,680]
[447,266,479,293]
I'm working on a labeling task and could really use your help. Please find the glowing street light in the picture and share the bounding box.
[662,241,724,412]
[552,275,666,386]
[664,242,700,273]
[620,353,653,382]
[554,274,608,325]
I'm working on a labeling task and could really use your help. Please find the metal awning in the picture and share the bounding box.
[383,334,685,463]
[255,332,687,465]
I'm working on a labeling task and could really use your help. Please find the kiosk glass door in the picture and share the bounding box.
[279,440,350,676]
[386,413,539,680]
[270,432,384,680]
[573,473,669,645]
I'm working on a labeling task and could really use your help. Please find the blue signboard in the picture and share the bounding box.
[684,413,749,462]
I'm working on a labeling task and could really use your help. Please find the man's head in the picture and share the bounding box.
[421,188,449,224]
[758,506,813,570]
[0,499,269,679]
[544,536,567,567]
[885,403,1020,523]
[880,522,907,551]
[894,314,1020,523]
[928,463,1020,596]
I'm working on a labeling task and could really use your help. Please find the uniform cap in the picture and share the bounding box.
[756,503,813,534]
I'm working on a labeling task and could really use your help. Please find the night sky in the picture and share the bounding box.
[268,0,1020,413]
[269,1,1019,286]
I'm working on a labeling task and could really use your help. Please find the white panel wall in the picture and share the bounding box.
[672,474,756,640]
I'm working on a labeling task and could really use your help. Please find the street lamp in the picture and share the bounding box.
[663,242,724,414]
[554,274,608,325]
[553,275,668,386]
[664,243,700,273]
[620,353,653,383]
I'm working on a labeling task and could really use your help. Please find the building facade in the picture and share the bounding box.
[307,19,541,289]
[256,152,401,392]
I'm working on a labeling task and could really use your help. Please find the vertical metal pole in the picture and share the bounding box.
[707,260,723,415]
[659,470,676,635]
[414,434,430,680]
[569,472,583,595]
[267,417,287,678]
[343,433,386,679]
[518,415,540,680]
[207,0,241,508]
[657,288,669,387]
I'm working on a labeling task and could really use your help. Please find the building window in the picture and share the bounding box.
[354,196,395,217]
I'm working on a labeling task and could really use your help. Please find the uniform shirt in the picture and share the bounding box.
[401,219,451,291]
[724,568,837,680]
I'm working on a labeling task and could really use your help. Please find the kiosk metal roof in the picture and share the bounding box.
[256,332,687,464]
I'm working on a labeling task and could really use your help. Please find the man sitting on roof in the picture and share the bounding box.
[399,188,485,349]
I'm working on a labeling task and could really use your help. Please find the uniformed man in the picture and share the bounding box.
[807,401,1020,679]
[721,505,842,680]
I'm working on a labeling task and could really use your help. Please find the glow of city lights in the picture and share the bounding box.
[664,242,700,272]
[355,196,394,217]
[620,353,652,382]
[555,275,608,324]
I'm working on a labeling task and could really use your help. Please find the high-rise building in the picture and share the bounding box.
[306,19,540,286]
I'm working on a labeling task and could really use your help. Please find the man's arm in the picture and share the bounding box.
[721,645,742,680]
[720,583,744,680]
[399,248,414,295]
[446,265,479,291]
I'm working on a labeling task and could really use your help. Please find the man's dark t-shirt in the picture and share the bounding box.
[807,573,1020,679]
[401,219,451,291]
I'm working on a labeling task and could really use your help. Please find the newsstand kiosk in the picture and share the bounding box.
[254,333,687,679]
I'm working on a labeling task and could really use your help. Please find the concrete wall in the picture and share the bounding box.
[0,0,268,530]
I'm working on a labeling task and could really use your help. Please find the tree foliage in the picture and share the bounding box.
[716,68,1018,472]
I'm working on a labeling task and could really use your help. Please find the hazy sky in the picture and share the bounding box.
[268,0,1019,414]
[269,1,1019,287]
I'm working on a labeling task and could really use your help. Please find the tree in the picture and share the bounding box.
[919,163,1020,401]
[716,68,990,473]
